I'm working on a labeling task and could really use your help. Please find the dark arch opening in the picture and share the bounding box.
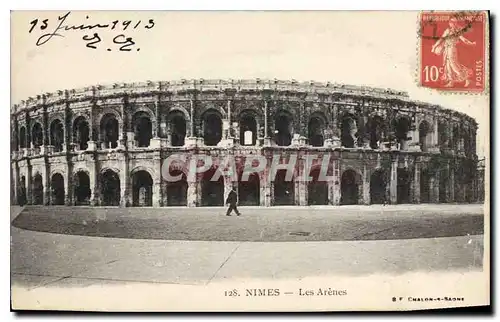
[201,167,224,206]
[32,123,43,148]
[274,113,292,146]
[100,169,120,206]
[51,173,65,205]
[50,119,64,152]
[370,169,387,204]
[239,114,257,146]
[397,168,411,204]
[133,112,153,148]
[131,170,153,206]
[452,125,460,151]
[166,169,188,206]
[394,117,411,150]
[341,169,359,205]
[368,116,385,149]
[18,176,27,206]
[32,173,44,205]
[420,169,431,203]
[308,167,328,205]
[19,127,27,149]
[168,113,187,147]
[238,172,260,206]
[100,114,119,149]
[273,169,294,205]
[341,116,357,148]
[308,116,325,147]
[74,171,91,205]
[73,117,90,151]
[203,111,223,146]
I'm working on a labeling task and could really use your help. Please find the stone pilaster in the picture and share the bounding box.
[390,155,398,204]
[187,180,198,207]
[448,168,455,202]
[362,164,370,205]
[330,158,341,205]
[42,163,50,205]
[413,162,421,203]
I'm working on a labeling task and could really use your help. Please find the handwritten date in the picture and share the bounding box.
[28,11,155,51]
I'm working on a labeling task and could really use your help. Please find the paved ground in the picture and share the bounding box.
[12,204,484,241]
[10,205,484,291]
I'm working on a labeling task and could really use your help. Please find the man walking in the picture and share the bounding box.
[225,187,241,216]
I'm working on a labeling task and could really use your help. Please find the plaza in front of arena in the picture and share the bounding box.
[11,203,484,291]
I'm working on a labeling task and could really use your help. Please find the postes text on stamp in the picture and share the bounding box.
[419,11,487,92]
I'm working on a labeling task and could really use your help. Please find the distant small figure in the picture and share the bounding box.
[225,187,241,216]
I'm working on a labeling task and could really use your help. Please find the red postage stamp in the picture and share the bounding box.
[419,11,487,92]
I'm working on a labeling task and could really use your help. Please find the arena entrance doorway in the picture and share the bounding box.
[370,169,387,204]
[201,167,224,206]
[238,172,260,206]
[166,170,188,206]
[307,168,328,205]
[101,170,120,206]
[74,171,91,205]
[341,170,359,205]
[273,169,294,205]
[32,174,44,205]
[397,168,411,204]
[131,170,153,206]
[51,173,65,205]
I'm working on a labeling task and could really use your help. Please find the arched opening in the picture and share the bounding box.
[341,115,357,148]
[438,122,448,153]
[18,176,27,206]
[32,173,44,205]
[31,122,43,148]
[308,167,328,205]
[50,173,65,205]
[74,171,91,205]
[49,119,64,152]
[341,169,359,205]
[273,169,294,205]
[370,169,387,204]
[308,115,325,147]
[274,112,293,146]
[202,111,223,146]
[132,112,153,148]
[19,126,27,149]
[394,117,411,151]
[100,114,119,149]
[419,121,431,152]
[100,169,120,206]
[73,116,90,151]
[239,114,257,146]
[166,169,188,206]
[439,168,448,203]
[420,169,431,203]
[397,168,411,204]
[238,172,260,206]
[131,170,153,206]
[168,112,187,147]
[201,167,224,206]
[368,116,386,149]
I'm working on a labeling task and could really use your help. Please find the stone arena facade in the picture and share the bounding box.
[10,79,481,207]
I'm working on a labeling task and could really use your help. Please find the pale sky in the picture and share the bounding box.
[11,11,489,157]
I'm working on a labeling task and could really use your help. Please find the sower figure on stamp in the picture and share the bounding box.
[225,187,241,216]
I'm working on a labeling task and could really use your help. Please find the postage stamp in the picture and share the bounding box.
[10,10,490,312]
[419,11,487,92]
